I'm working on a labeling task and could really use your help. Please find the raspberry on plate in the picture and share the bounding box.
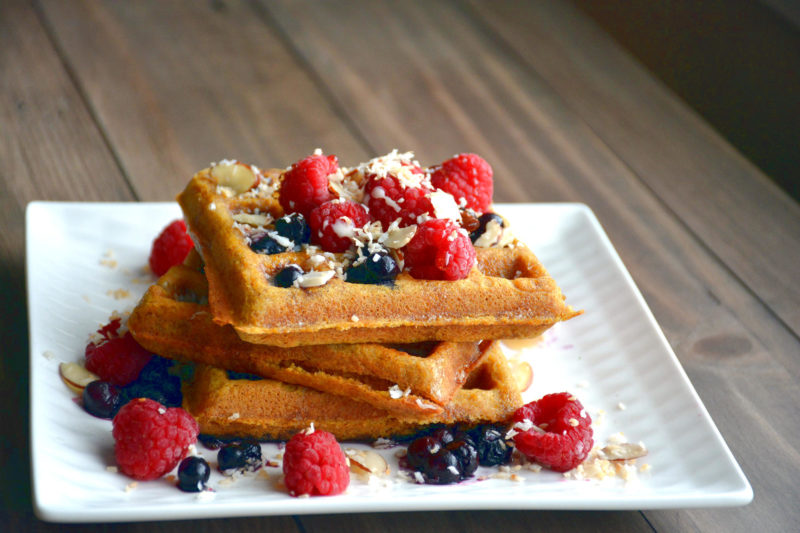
[85,319,152,386]
[282,427,350,497]
[149,219,194,277]
[430,153,493,213]
[403,218,476,280]
[112,398,199,481]
[511,392,593,472]
[364,173,434,229]
[279,153,338,217]
[308,199,371,253]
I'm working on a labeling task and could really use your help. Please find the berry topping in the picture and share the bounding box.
[511,392,593,472]
[250,234,286,255]
[112,398,199,481]
[119,355,183,410]
[403,218,476,280]
[405,436,441,470]
[364,174,434,229]
[149,219,194,277]
[273,265,304,288]
[345,247,399,285]
[282,428,350,497]
[82,380,122,419]
[428,427,456,446]
[404,428,478,484]
[217,441,263,474]
[430,153,493,213]
[274,213,311,249]
[279,153,338,217]
[308,199,371,253]
[423,448,461,485]
[177,456,211,493]
[471,425,513,467]
[85,319,152,387]
[469,212,505,245]
[446,440,479,478]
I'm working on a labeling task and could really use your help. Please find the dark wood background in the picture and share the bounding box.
[2,1,798,532]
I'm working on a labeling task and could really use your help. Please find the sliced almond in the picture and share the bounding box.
[210,161,257,194]
[296,270,335,288]
[383,224,417,249]
[59,362,99,394]
[601,442,648,461]
[231,212,271,227]
[345,449,390,478]
[509,360,533,392]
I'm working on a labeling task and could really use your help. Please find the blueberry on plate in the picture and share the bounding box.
[82,380,122,419]
[471,425,513,466]
[218,441,263,473]
[177,456,211,492]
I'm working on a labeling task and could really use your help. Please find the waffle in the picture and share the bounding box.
[127,262,489,415]
[181,340,523,441]
[177,161,581,347]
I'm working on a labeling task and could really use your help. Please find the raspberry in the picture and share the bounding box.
[282,428,349,496]
[279,153,338,217]
[149,219,194,277]
[511,392,593,472]
[430,153,493,212]
[308,200,371,253]
[403,218,476,280]
[85,319,152,386]
[364,174,434,229]
[112,398,199,481]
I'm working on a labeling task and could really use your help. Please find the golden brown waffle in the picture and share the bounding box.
[127,263,489,416]
[181,341,523,441]
[177,162,581,347]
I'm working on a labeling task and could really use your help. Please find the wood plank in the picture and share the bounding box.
[0,0,132,527]
[259,1,799,531]
[470,0,800,337]
[38,0,370,200]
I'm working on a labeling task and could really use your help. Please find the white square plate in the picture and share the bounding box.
[27,202,752,522]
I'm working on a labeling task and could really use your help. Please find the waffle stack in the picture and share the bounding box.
[128,154,581,441]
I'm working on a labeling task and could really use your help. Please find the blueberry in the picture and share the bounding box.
[82,381,121,419]
[428,427,455,446]
[218,441,262,473]
[422,449,462,485]
[250,234,285,255]
[198,434,228,450]
[177,456,210,492]
[119,356,183,410]
[274,213,310,249]
[446,440,478,478]
[472,425,513,466]
[273,265,303,288]
[406,436,441,470]
[469,212,505,243]
[345,248,399,285]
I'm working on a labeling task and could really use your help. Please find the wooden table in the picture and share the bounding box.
[2,1,798,531]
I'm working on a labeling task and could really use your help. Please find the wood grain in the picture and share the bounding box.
[470,0,800,336]
[38,0,370,200]
[0,0,133,526]
[259,1,799,531]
